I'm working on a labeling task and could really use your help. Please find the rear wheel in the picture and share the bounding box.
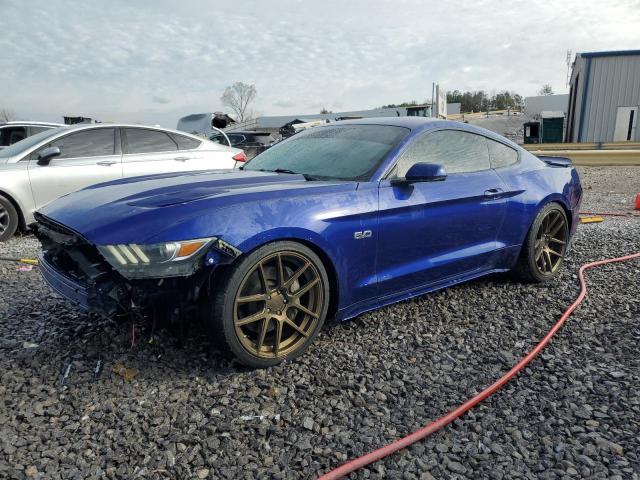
[210,241,330,368]
[513,203,569,283]
[0,195,19,242]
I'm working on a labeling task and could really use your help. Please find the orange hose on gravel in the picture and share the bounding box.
[318,252,640,480]
[579,211,640,217]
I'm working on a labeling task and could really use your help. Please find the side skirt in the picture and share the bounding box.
[335,267,511,322]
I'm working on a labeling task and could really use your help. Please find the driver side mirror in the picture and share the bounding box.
[391,162,447,185]
[37,146,61,166]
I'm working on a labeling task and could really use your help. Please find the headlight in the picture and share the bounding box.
[98,237,215,279]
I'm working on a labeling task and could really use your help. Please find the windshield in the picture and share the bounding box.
[0,127,66,158]
[243,124,409,181]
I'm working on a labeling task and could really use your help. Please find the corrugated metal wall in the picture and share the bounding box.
[565,56,586,142]
[572,54,640,142]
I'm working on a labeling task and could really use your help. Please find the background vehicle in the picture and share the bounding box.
[279,119,327,138]
[35,118,581,367]
[210,131,275,159]
[176,112,236,137]
[0,124,244,241]
[0,121,63,150]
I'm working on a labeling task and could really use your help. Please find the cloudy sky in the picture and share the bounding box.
[1,0,638,127]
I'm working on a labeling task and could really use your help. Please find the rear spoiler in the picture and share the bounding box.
[537,155,573,167]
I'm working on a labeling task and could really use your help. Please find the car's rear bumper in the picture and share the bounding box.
[38,253,92,310]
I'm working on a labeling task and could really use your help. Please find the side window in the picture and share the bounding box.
[487,138,518,169]
[0,126,27,146]
[125,128,178,154]
[0,127,10,146]
[169,133,201,150]
[231,134,246,145]
[29,126,52,135]
[48,128,115,159]
[393,130,490,177]
[210,135,227,145]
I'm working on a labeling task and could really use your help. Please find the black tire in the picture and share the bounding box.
[0,195,19,242]
[209,241,330,368]
[513,202,569,283]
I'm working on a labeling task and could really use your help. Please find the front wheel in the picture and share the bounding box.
[0,195,19,242]
[210,241,330,368]
[513,203,569,283]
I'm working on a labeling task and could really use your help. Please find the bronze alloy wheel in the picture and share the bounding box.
[533,208,568,275]
[233,251,324,359]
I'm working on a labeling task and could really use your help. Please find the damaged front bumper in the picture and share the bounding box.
[34,213,240,317]
[39,252,94,311]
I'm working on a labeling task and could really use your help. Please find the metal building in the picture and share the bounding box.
[523,94,569,118]
[565,50,640,142]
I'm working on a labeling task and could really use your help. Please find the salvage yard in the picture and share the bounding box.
[1,167,639,479]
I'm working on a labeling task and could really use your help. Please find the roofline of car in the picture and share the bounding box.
[1,121,65,126]
[40,123,209,141]
[2,121,206,141]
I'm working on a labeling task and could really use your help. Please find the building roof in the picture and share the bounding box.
[580,49,640,58]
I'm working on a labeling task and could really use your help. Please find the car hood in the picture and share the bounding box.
[38,169,357,244]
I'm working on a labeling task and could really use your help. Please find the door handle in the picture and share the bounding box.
[484,188,504,199]
[96,160,117,166]
[174,156,190,162]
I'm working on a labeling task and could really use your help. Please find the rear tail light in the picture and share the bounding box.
[232,151,247,162]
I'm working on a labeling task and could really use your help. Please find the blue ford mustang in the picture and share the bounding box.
[35,118,581,367]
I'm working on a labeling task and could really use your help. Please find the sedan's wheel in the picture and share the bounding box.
[211,241,329,368]
[513,202,569,283]
[0,195,19,242]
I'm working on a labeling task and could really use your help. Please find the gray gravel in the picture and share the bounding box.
[1,167,639,479]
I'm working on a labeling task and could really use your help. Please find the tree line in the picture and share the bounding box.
[446,90,524,113]
[378,90,525,114]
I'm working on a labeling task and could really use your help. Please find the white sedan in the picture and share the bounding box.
[0,124,245,240]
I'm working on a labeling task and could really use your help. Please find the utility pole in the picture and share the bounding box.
[431,82,435,118]
[566,50,573,88]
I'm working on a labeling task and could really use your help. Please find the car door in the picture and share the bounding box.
[376,129,507,295]
[28,127,122,210]
[121,127,189,177]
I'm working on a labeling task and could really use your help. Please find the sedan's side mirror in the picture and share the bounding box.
[37,146,61,166]
[391,162,447,185]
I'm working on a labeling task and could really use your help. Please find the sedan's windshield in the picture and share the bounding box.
[0,127,66,158]
[243,125,409,181]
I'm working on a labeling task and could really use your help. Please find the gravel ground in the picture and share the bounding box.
[1,168,639,479]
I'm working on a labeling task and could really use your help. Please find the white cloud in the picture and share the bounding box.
[0,0,638,126]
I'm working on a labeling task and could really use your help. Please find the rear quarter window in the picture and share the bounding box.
[170,133,201,150]
[487,138,519,169]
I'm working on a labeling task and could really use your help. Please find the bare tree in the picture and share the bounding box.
[220,82,257,122]
[0,108,17,122]
[538,84,554,96]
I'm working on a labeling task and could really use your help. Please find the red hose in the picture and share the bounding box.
[318,252,640,479]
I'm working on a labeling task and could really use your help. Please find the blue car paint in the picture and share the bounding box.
[38,118,581,321]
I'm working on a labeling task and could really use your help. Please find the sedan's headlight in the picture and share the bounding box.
[98,237,215,279]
